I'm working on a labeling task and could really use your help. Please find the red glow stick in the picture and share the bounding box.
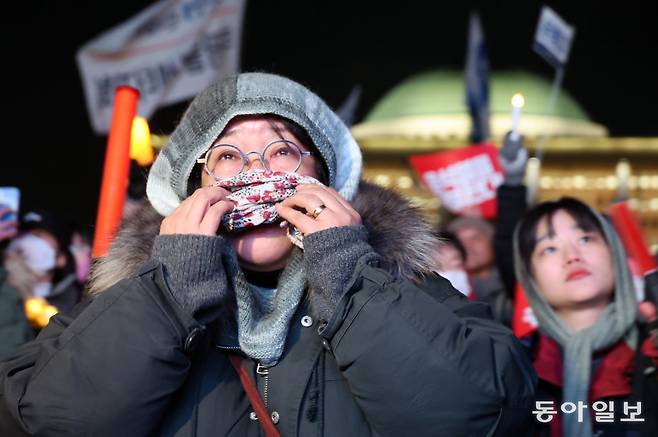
[92,86,140,258]
[609,201,657,274]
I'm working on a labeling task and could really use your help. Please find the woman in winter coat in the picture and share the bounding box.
[514,197,658,437]
[0,72,536,437]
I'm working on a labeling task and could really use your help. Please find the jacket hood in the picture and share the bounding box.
[88,181,440,295]
[146,72,362,217]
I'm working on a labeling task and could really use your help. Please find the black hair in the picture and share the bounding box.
[187,114,329,195]
[517,197,606,271]
[435,230,467,263]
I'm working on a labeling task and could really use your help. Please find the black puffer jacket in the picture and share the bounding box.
[0,183,537,436]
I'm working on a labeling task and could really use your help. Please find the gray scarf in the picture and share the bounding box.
[513,211,638,437]
[222,246,307,367]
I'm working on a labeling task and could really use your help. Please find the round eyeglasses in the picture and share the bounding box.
[196,140,313,180]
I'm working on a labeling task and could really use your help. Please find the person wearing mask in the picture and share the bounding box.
[0,72,535,436]
[431,231,472,297]
[515,197,658,436]
[5,209,83,316]
[447,215,511,326]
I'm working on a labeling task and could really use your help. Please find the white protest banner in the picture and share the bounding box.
[77,0,246,134]
[533,5,575,68]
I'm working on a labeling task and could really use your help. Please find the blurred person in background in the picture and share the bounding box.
[447,131,532,328]
[447,216,511,325]
[515,197,658,436]
[0,206,33,358]
[5,209,84,317]
[69,225,93,285]
[431,230,472,297]
[492,131,528,319]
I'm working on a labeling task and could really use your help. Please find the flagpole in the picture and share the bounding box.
[535,65,565,162]
[528,6,575,205]
[335,85,362,127]
[464,11,490,145]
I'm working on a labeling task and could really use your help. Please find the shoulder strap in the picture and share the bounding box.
[228,354,281,437]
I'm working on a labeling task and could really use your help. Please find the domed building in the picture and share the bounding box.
[350,69,658,250]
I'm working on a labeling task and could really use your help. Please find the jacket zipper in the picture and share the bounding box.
[256,362,270,408]
[217,346,272,420]
[215,344,241,351]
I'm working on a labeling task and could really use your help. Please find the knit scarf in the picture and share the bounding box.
[513,212,638,437]
[219,245,307,367]
[214,171,318,366]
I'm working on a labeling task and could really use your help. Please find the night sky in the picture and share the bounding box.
[1,0,657,231]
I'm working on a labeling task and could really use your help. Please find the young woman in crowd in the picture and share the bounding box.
[514,197,658,436]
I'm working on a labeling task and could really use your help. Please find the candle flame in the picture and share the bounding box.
[511,93,525,108]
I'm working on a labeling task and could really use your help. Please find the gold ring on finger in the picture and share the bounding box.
[310,205,326,218]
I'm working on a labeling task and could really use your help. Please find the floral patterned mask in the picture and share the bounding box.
[214,170,321,237]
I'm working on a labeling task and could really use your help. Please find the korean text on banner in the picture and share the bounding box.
[533,5,575,68]
[77,0,246,134]
[409,144,504,219]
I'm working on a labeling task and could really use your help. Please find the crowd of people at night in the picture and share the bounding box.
[0,72,656,437]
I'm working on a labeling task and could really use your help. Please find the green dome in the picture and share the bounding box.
[365,70,590,122]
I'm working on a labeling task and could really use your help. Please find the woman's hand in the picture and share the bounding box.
[160,186,234,236]
[275,184,361,236]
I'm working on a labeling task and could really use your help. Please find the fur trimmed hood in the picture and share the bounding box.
[88,181,439,295]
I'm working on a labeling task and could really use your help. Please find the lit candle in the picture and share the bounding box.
[510,93,525,141]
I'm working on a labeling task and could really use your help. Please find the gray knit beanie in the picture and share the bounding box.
[146,72,363,216]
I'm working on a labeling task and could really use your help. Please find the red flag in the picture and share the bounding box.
[512,282,538,338]
[609,201,657,275]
